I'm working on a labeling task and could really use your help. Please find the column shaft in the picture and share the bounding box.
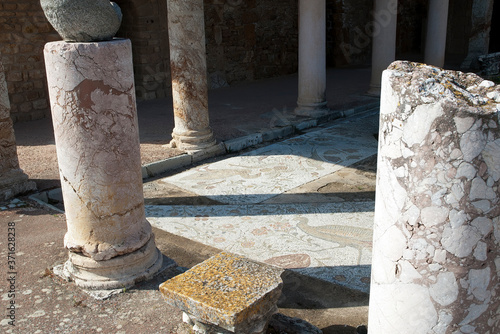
[167,0,216,151]
[369,61,500,333]
[44,40,163,289]
[424,0,449,67]
[368,0,398,95]
[0,54,36,201]
[295,0,328,117]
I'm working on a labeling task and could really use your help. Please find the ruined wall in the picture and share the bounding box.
[0,1,59,122]
[327,0,373,67]
[204,0,298,86]
[115,0,171,100]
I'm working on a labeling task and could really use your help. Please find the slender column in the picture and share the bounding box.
[295,0,328,117]
[424,0,449,67]
[0,54,36,201]
[44,40,163,289]
[167,0,217,152]
[369,61,500,333]
[368,0,398,96]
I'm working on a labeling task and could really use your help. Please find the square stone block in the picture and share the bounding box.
[160,252,283,334]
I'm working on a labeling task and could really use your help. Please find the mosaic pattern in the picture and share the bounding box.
[163,115,379,205]
[147,202,374,293]
[149,112,379,293]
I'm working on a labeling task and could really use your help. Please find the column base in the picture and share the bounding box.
[169,129,218,152]
[294,101,329,118]
[63,236,165,290]
[0,169,36,202]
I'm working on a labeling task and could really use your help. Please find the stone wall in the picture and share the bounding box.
[204,0,298,86]
[116,0,171,100]
[327,0,374,67]
[0,1,59,122]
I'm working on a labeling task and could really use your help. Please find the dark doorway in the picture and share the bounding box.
[490,0,500,52]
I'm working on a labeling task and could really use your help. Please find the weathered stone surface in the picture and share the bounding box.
[43,40,163,289]
[369,61,500,333]
[0,54,36,201]
[160,252,283,334]
[41,0,122,42]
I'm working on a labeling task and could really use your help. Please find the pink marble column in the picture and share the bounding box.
[0,54,36,201]
[368,0,398,96]
[167,0,217,152]
[44,40,163,290]
[424,0,449,67]
[369,61,500,333]
[295,0,328,117]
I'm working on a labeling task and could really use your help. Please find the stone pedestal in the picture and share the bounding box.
[295,0,328,117]
[160,252,283,334]
[369,61,500,333]
[44,40,163,289]
[424,0,449,67]
[368,0,398,96]
[0,55,36,201]
[167,0,217,152]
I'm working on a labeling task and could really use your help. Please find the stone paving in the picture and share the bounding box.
[146,110,379,293]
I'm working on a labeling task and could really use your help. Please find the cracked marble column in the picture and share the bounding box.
[369,61,500,333]
[0,54,36,201]
[295,0,328,117]
[368,0,398,96]
[424,0,449,68]
[44,40,163,290]
[167,0,217,152]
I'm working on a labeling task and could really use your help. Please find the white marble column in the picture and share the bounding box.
[44,40,164,290]
[369,61,500,333]
[0,54,36,201]
[167,0,217,152]
[424,0,449,67]
[368,0,398,96]
[295,0,328,117]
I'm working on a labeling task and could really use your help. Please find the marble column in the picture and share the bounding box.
[0,54,36,201]
[44,40,163,290]
[424,0,449,67]
[368,0,398,96]
[461,0,495,70]
[295,0,328,117]
[167,0,217,152]
[369,61,500,333]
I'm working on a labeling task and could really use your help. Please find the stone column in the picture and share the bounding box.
[167,0,217,152]
[424,0,449,67]
[368,0,398,96]
[461,0,495,70]
[369,61,500,333]
[0,54,36,201]
[44,40,163,290]
[295,0,328,117]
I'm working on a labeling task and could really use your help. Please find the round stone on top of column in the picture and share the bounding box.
[295,0,329,118]
[44,39,165,290]
[369,61,500,333]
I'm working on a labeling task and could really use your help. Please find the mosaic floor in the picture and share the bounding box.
[146,111,379,293]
